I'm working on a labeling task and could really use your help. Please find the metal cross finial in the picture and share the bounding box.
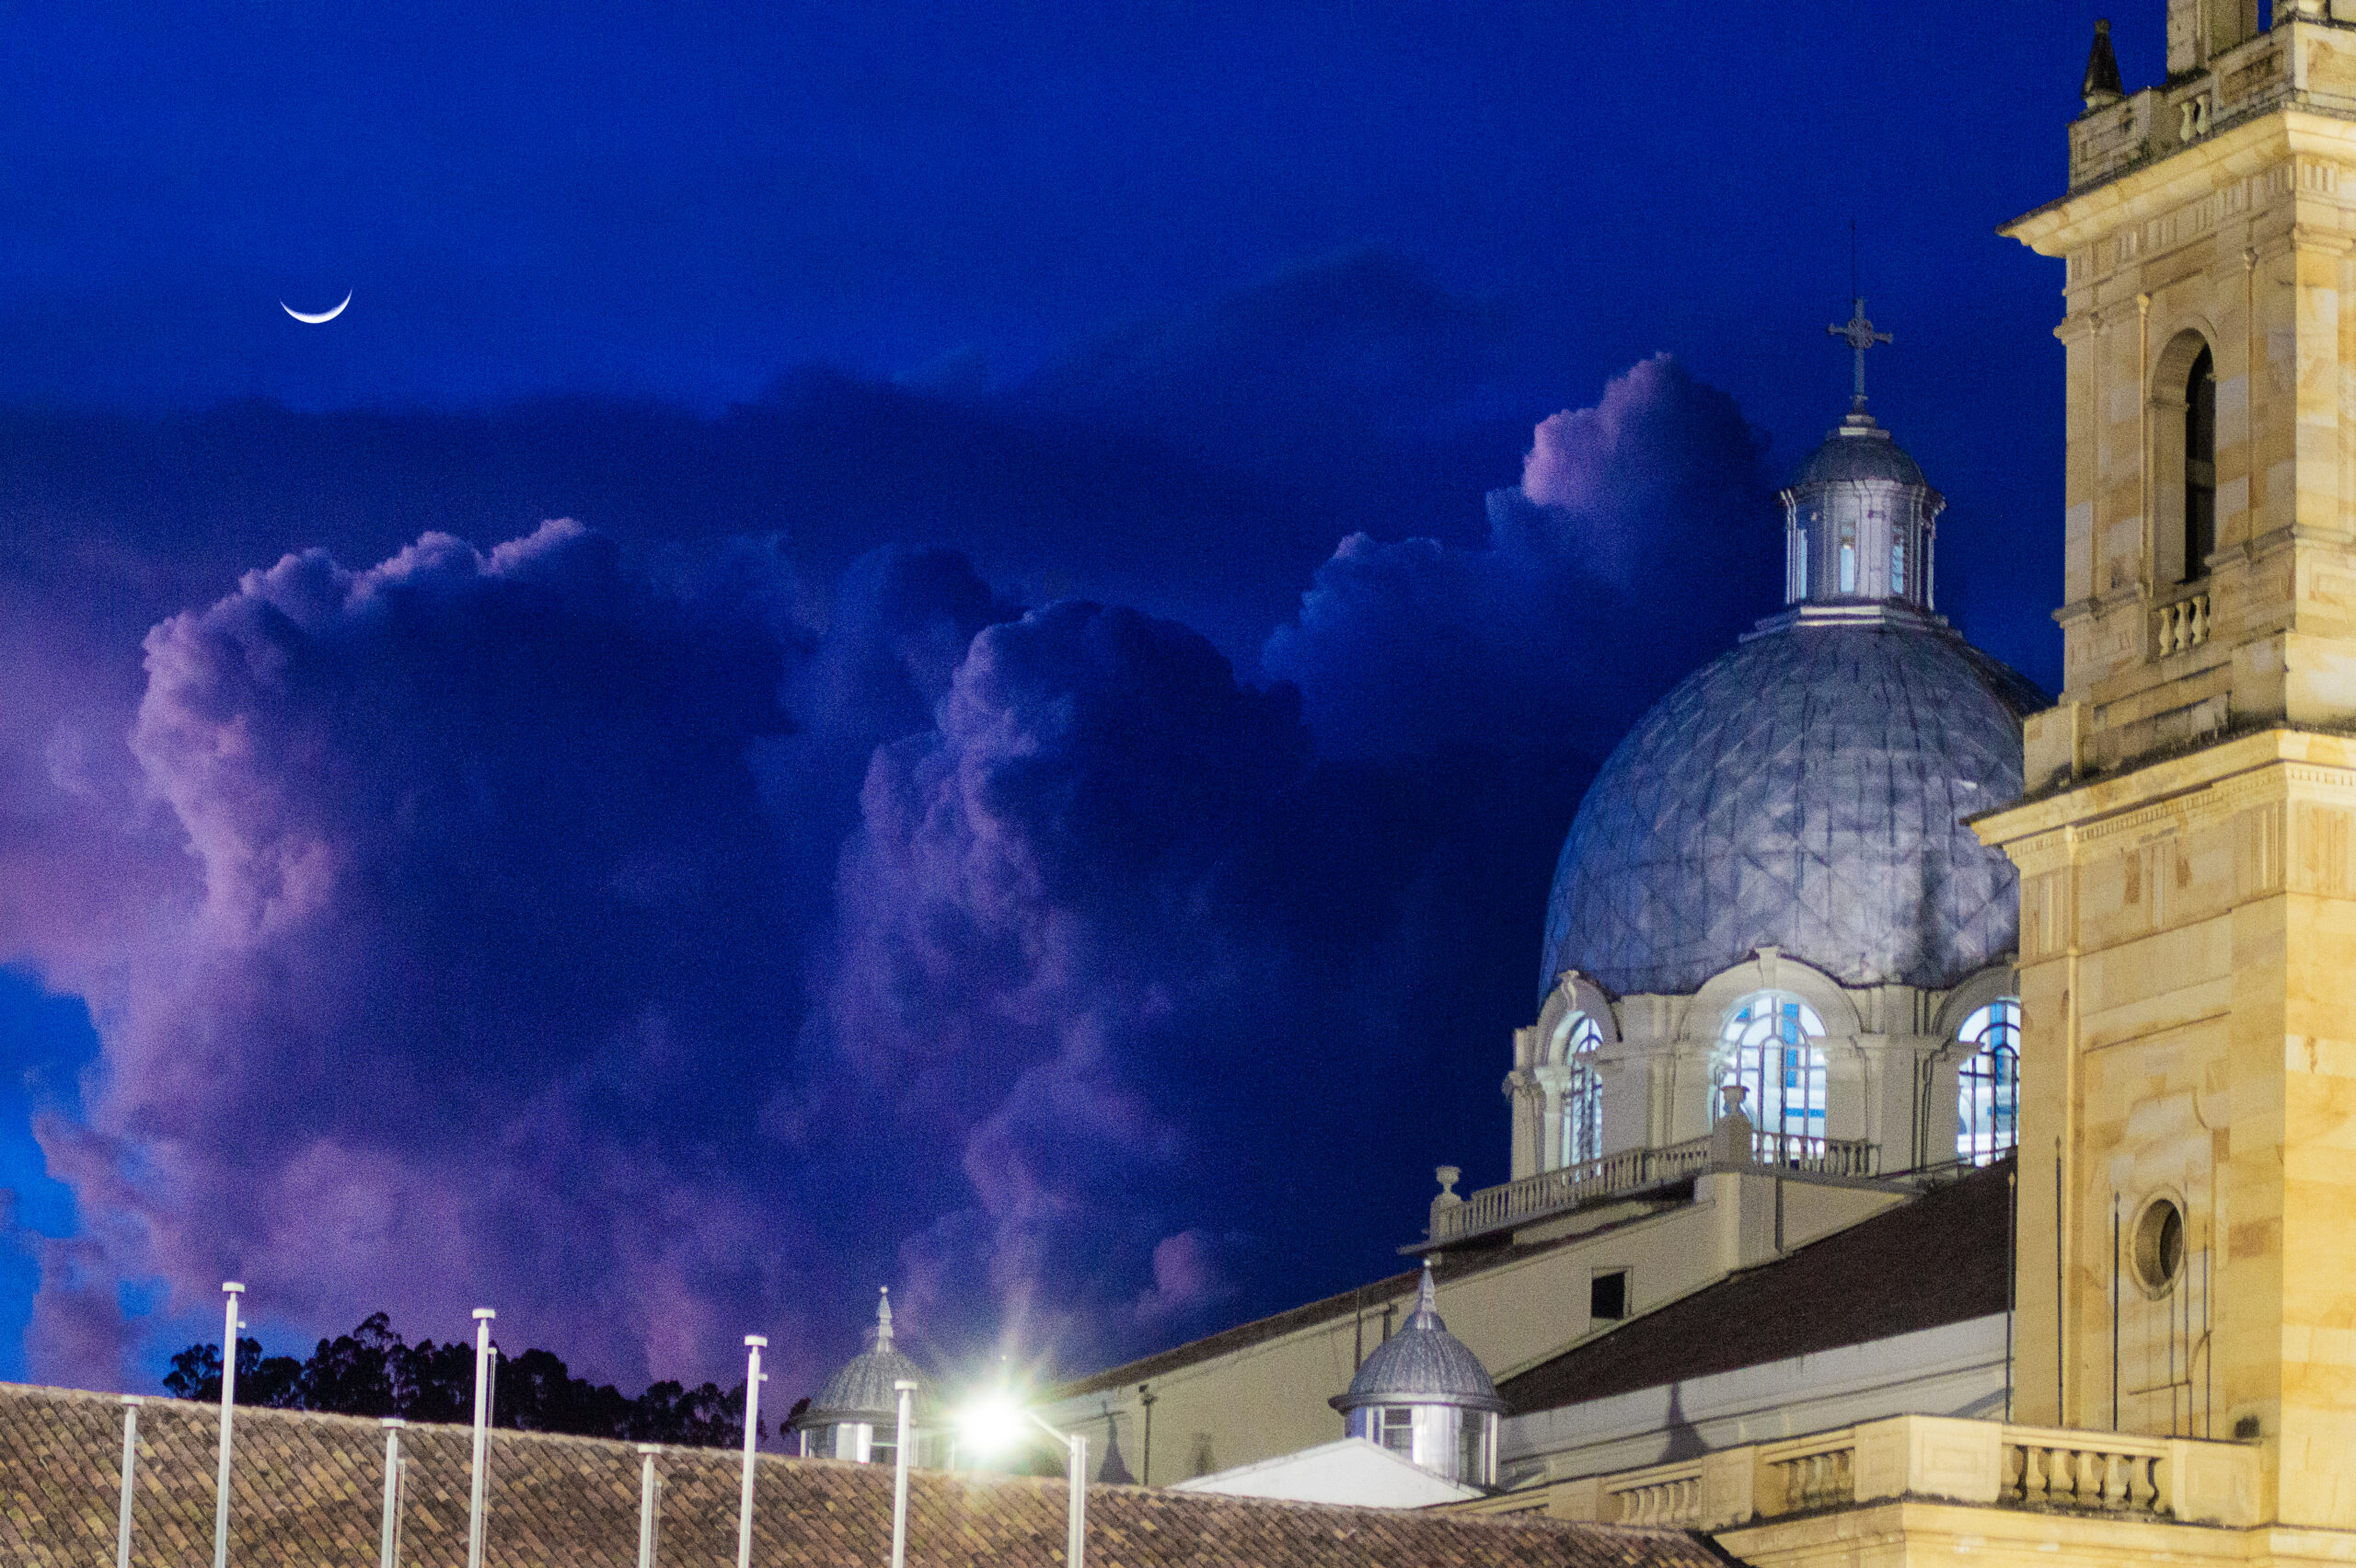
[1828,296,1891,409]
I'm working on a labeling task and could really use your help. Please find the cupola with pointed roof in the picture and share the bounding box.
[1329,1265,1503,1487]
[787,1288,941,1466]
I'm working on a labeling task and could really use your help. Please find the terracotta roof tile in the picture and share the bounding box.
[0,1379,1729,1568]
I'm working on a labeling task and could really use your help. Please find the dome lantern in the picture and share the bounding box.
[1782,301,1946,609]
[1330,1265,1504,1488]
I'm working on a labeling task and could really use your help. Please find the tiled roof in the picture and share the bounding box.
[0,1379,1729,1568]
[1497,1156,2014,1415]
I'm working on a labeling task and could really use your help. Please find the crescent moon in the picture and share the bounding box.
[281,292,352,324]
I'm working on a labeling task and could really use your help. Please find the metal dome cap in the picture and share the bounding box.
[1542,613,2041,999]
[1792,409,1929,489]
[789,1288,935,1428]
[1330,1267,1506,1415]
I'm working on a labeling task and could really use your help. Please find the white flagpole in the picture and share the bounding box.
[467,1309,496,1568]
[737,1334,767,1568]
[213,1282,244,1568]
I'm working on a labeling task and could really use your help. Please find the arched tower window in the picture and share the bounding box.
[1713,993,1827,1145]
[1559,1012,1604,1169]
[1956,998,2021,1165]
[2184,346,2215,581]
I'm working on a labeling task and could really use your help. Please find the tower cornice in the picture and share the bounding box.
[2004,107,2356,259]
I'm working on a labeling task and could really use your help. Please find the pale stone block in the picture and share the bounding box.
[1847,1415,2002,1505]
[1543,1475,1601,1521]
[2218,373,2250,448]
[2219,472,2250,527]
[2164,1436,2259,1525]
[1697,1446,1755,1529]
[2064,502,2096,602]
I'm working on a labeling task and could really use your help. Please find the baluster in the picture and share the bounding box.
[2050,1447,2076,1503]
[2021,1445,2046,1503]
[2190,594,2209,646]
[2101,1451,2126,1508]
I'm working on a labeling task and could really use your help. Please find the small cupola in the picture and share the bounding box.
[786,1288,940,1466]
[1781,300,1946,611]
[1329,1264,1505,1487]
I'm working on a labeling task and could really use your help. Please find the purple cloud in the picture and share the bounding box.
[36,518,824,1389]
[1263,354,1774,759]
[0,349,1784,1410]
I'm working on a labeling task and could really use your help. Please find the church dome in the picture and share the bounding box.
[1331,1268,1506,1415]
[1542,610,2042,999]
[791,1289,933,1428]
[1542,370,2043,1002]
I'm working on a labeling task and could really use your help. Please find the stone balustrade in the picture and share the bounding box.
[1519,1414,2258,1532]
[1429,1132,1877,1244]
[2156,592,2210,656]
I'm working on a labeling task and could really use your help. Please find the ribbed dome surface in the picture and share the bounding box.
[1332,1272,1506,1414]
[807,1341,931,1423]
[1542,617,2042,999]
[1792,418,1928,488]
[793,1290,934,1426]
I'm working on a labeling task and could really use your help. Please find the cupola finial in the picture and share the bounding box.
[1828,297,1892,413]
[875,1286,894,1349]
[1411,1262,1440,1327]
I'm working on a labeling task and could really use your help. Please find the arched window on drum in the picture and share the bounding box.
[1956,998,2021,1165]
[1713,993,1827,1147]
[1559,1013,1604,1169]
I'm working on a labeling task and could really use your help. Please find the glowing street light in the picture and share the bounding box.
[957,1393,1089,1568]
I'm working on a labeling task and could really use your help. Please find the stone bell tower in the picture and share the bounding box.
[1981,2,2356,1529]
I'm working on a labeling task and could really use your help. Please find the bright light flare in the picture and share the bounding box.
[957,1394,1028,1456]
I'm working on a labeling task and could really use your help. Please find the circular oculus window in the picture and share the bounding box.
[2132,1197,2187,1295]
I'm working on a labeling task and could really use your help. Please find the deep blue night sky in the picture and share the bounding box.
[0,2,2152,1405]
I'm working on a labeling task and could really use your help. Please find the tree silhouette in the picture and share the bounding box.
[165,1312,762,1447]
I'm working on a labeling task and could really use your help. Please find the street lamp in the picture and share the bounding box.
[957,1395,1089,1568]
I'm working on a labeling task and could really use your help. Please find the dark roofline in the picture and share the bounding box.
[1050,1189,1695,1400]
[1497,1156,2013,1415]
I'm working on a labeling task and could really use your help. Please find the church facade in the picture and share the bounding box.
[1046,5,2356,1562]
